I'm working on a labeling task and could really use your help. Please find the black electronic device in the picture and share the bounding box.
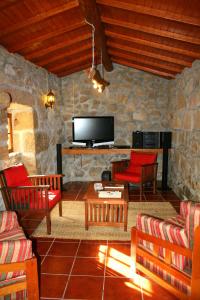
[143,132,160,149]
[72,116,114,148]
[132,131,143,148]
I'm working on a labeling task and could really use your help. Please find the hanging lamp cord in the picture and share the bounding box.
[85,19,95,69]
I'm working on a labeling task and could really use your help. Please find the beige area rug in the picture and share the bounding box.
[31,201,177,240]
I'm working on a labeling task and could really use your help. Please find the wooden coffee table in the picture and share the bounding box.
[84,182,129,231]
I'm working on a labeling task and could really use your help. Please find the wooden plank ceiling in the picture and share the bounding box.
[0,0,200,79]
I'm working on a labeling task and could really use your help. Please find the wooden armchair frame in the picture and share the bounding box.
[0,171,63,234]
[112,159,158,200]
[0,256,39,300]
[131,226,200,300]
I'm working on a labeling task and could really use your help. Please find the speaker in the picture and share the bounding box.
[143,132,160,149]
[160,132,172,149]
[101,170,111,181]
[132,131,143,148]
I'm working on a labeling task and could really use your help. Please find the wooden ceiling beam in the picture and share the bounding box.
[97,0,200,26]
[105,29,200,59]
[25,33,91,60]
[109,49,182,73]
[37,41,91,67]
[102,16,200,45]
[107,40,191,67]
[57,63,91,77]
[10,22,85,52]
[78,0,113,71]
[48,52,91,72]
[112,58,175,79]
[0,0,79,38]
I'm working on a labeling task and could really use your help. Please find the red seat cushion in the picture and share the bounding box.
[114,171,141,183]
[3,164,32,187]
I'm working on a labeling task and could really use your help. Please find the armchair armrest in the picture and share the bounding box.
[5,185,50,210]
[141,163,158,183]
[28,174,63,190]
[111,160,129,179]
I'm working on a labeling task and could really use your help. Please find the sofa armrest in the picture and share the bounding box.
[141,163,158,183]
[0,211,19,234]
[136,213,189,270]
[111,160,129,179]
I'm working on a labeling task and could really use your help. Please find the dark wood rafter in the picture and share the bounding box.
[0,0,199,78]
[0,0,79,39]
[107,40,191,67]
[78,0,113,71]
[105,29,200,59]
[25,33,91,60]
[109,49,182,73]
[112,58,175,79]
[9,22,84,52]
[102,16,200,45]
[97,0,200,26]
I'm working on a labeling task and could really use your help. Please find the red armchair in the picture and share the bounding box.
[131,200,200,299]
[0,163,63,234]
[111,151,158,200]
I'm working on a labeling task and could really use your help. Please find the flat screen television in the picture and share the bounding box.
[72,116,114,147]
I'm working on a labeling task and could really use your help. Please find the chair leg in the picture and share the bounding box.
[26,257,39,300]
[46,212,51,235]
[140,183,143,201]
[153,179,156,194]
[59,200,62,217]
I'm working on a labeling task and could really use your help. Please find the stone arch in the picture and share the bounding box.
[0,87,37,174]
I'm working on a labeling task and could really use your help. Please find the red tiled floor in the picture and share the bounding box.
[48,241,79,256]
[103,277,142,300]
[40,274,68,298]
[77,241,107,258]
[41,255,74,274]
[72,257,105,276]
[63,276,104,300]
[20,181,182,299]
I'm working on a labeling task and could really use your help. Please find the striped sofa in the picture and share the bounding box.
[0,211,39,299]
[131,200,200,300]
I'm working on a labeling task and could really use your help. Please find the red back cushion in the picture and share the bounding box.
[127,151,157,173]
[3,164,32,187]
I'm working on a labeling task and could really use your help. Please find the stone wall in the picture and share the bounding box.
[168,60,200,201]
[0,46,66,209]
[61,64,170,182]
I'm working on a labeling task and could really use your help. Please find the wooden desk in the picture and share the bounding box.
[57,144,169,190]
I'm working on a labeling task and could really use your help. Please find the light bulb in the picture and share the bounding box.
[92,80,98,89]
[98,85,103,93]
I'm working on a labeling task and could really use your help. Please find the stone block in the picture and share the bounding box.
[194,111,200,129]
[35,132,50,153]
[183,111,193,130]
[23,132,35,152]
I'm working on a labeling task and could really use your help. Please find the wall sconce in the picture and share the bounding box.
[45,89,55,109]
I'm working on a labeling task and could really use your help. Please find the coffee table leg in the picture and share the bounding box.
[85,202,89,230]
[124,203,128,232]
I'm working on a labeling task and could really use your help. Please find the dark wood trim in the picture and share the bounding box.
[78,0,113,71]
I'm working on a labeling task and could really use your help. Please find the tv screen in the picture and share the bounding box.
[72,116,114,147]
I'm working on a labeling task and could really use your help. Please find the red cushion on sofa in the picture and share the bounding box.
[29,190,61,209]
[126,163,142,175]
[114,171,141,183]
[3,164,32,187]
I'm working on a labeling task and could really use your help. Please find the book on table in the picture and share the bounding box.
[98,190,122,198]
[104,183,124,190]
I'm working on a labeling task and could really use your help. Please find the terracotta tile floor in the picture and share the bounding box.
[20,182,181,300]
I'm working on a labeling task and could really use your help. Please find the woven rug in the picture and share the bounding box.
[31,201,177,240]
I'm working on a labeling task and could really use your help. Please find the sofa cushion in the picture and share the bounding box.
[130,151,157,165]
[0,211,19,234]
[3,164,32,187]
[114,171,141,183]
